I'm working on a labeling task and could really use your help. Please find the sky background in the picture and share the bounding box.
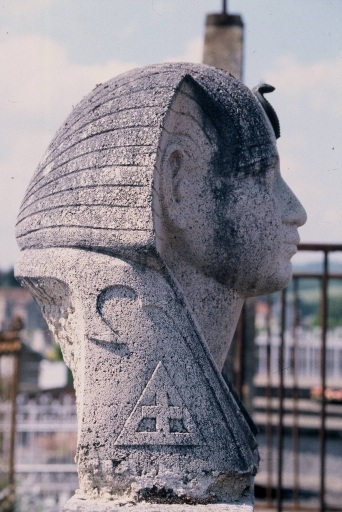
[1,0,341,269]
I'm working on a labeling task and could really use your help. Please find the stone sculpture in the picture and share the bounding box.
[15,63,306,511]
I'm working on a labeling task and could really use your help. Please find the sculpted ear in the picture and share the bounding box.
[162,145,184,207]
[156,75,216,229]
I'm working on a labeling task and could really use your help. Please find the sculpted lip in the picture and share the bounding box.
[283,239,299,257]
[283,234,300,257]
[283,232,300,246]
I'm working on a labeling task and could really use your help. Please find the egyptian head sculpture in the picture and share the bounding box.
[15,63,306,510]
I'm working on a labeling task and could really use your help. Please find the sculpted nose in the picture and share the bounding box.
[280,179,307,228]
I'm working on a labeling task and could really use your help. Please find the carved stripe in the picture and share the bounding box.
[34,123,161,183]
[24,146,156,200]
[19,182,149,216]
[22,165,151,206]
[59,70,175,132]
[16,226,152,251]
[18,188,151,222]
[16,224,151,238]
[17,205,152,232]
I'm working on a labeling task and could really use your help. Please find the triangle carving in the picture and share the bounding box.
[114,361,204,446]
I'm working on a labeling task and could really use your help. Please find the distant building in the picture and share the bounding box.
[0,288,69,391]
[0,288,54,355]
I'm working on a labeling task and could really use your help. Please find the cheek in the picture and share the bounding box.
[220,188,281,248]
[236,204,291,295]
[215,193,285,292]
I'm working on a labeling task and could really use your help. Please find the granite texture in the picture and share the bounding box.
[61,495,253,512]
[15,63,306,510]
[16,63,279,256]
[16,248,257,502]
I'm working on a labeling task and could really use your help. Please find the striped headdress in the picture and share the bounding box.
[16,63,277,261]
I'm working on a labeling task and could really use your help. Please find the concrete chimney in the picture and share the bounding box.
[203,12,244,80]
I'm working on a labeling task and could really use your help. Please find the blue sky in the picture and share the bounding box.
[1,0,341,268]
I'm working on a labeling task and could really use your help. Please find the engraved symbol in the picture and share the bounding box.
[114,362,203,446]
[138,389,185,434]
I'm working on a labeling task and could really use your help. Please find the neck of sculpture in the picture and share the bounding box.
[164,257,244,371]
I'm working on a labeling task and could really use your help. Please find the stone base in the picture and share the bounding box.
[61,496,253,512]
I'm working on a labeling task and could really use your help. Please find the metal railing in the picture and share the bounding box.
[253,243,342,512]
[0,322,22,512]
[0,391,77,511]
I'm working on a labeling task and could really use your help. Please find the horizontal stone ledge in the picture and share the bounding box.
[61,496,253,512]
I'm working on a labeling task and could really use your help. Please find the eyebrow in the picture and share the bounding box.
[215,155,279,182]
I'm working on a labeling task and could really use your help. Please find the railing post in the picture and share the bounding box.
[319,250,328,512]
[265,294,273,505]
[276,288,286,512]
[291,277,300,508]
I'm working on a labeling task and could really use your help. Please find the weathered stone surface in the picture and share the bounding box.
[16,248,257,503]
[16,63,280,256]
[61,495,253,512]
[15,63,306,510]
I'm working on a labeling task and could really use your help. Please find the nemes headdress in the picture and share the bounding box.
[16,63,278,259]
